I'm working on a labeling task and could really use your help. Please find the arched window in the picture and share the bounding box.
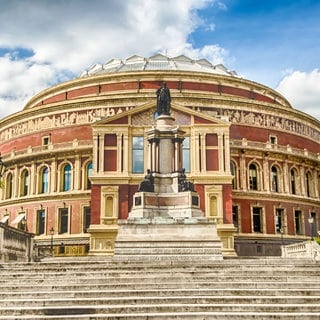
[230,161,237,189]
[249,163,258,190]
[63,164,72,191]
[40,167,49,193]
[306,171,313,197]
[271,166,279,192]
[21,169,29,196]
[6,173,13,199]
[86,162,93,190]
[290,168,297,195]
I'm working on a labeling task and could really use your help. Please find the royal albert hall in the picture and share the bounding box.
[0,54,320,257]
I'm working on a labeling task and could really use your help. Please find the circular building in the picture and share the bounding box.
[0,53,319,257]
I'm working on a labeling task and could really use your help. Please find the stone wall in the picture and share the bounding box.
[0,222,34,262]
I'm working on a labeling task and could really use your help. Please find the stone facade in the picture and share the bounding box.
[0,54,319,256]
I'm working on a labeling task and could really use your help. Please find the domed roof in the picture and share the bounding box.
[79,54,237,78]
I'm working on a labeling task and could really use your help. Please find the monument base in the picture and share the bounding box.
[130,191,205,221]
[114,219,223,262]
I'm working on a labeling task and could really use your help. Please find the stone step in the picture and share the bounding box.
[0,258,317,271]
[1,302,320,316]
[0,279,320,291]
[1,288,320,300]
[0,312,319,320]
[2,265,320,275]
[0,258,319,319]
[1,271,319,281]
[1,295,320,308]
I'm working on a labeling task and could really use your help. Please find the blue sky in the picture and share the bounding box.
[0,0,320,119]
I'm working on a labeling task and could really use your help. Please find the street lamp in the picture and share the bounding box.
[308,217,314,241]
[50,227,54,255]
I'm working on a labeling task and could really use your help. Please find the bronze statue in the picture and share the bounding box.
[137,169,154,192]
[178,168,194,192]
[156,82,171,115]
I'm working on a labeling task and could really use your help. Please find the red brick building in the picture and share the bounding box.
[0,54,319,256]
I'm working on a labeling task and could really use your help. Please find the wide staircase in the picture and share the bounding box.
[0,257,320,319]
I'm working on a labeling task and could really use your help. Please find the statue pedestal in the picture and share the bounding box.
[130,191,204,221]
[114,220,222,262]
[113,112,223,261]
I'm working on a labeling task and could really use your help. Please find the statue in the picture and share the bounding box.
[178,168,194,192]
[156,82,171,115]
[137,169,154,192]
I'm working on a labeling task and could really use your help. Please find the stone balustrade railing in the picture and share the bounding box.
[231,139,320,161]
[2,139,93,161]
[281,241,320,260]
[0,222,34,262]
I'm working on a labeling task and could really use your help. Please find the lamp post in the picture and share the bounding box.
[308,217,314,241]
[50,227,54,255]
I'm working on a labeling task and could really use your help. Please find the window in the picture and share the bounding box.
[83,206,91,233]
[253,207,262,233]
[270,136,277,145]
[6,173,13,199]
[249,163,258,190]
[294,210,302,235]
[40,167,49,193]
[63,164,72,191]
[306,171,312,197]
[58,208,69,234]
[21,169,29,196]
[230,161,237,189]
[36,209,46,235]
[290,169,297,195]
[42,136,50,149]
[86,162,93,190]
[275,208,284,233]
[271,166,279,192]
[182,136,190,173]
[132,136,144,173]
[232,205,239,228]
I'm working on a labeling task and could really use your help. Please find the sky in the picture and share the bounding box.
[1,0,320,120]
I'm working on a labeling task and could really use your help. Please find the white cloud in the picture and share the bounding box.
[276,69,320,120]
[0,54,63,117]
[0,0,228,118]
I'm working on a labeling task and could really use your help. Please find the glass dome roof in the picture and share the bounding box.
[79,54,237,78]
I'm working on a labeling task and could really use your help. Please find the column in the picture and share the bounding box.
[74,155,80,190]
[263,155,269,191]
[217,132,224,172]
[92,133,99,174]
[122,134,129,174]
[283,160,289,193]
[51,159,57,193]
[14,165,19,198]
[200,133,205,172]
[30,162,36,195]
[116,134,122,173]
[300,166,306,196]
[224,132,231,174]
[99,133,105,173]
[240,151,246,190]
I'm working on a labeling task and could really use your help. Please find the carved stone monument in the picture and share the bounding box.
[114,84,222,261]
